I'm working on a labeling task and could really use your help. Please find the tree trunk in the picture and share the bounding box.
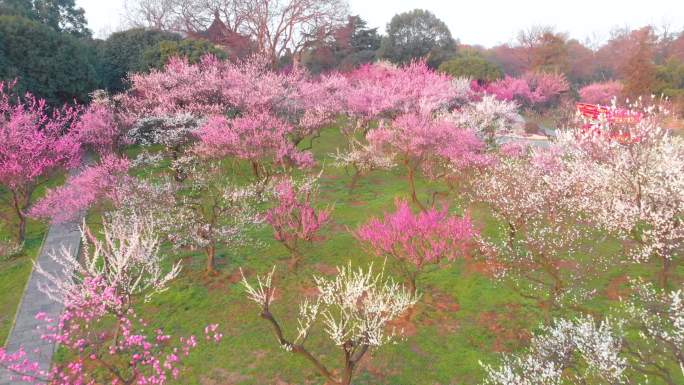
[406,165,426,212]
[348,169,361,192]
[11,190,27,243]
[286,244,302,271]
[660,256,671,289]
[205,246,217,276]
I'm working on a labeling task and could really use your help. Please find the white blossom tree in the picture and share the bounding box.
[473,147,605,313]
[37,211,181,308]
[481,316,627,385]
[445,94,524,145]
[482,280,684,385]
[241,262,418,385]
[557,122,684,287]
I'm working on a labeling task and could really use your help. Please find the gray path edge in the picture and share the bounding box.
[0,161,90,384]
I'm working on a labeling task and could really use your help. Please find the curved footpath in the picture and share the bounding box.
[0,162,88,384]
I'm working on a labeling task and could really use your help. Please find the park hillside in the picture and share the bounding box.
[0,1,683,384]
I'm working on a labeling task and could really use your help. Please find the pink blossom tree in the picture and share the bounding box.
[486,72,569,109]
[356,199,476,293]
[579,81,624,105]
[0,277,222,385]
[73,102,130,156]
[341,60,462,128]
[265,177,331,268]
[0,81,81,241]
[366,113,488,211]
[29,155,131,223]
[195,112,314,182]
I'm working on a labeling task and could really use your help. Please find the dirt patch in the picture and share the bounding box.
[348,201,366,207]
[313,262,339,276]
[387,309,419,337]
[200,368,251,385]
[299,284,320,297]
[476,305,530,352]
[605,275,630,301]
[248,350,269,369]
[419,290,461,335]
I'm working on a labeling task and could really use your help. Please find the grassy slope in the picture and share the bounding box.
[127,126,681,385]
[0,175,64,344]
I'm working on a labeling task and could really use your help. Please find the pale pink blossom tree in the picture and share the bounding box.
[473,147,605,313]
[341,60,462,128]
[124,55,343,148]
[0,81,81,241]
[482,280,684,385]
[579,81,624,105]
[195,112,314,182]
[366,113,488,211]
[356,199,476,293]
[161,156,265,275]
[265,177,331,268]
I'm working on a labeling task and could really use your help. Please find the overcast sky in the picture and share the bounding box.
[77,0,684,47]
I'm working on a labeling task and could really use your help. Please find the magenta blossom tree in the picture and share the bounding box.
[356,199,476,293]
[265,177,331,268]
[0,81,81,241]
[195,112,314,182]
[487,72,569,109]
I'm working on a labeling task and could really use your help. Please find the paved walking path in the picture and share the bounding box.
[0,163,88,384]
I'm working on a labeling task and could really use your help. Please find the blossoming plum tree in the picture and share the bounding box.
[0,81,81,242]
[483,280,684,385]
[445,94,524,146]
[162,156,264,275]
[241,263,417,385]
[367,113,488,210]
[29,155,132,223]
[356,199,476,293]
[265,177,331,268]
[486,72,569,109]
[473,148,605,313]
[0,215,221,385]
[579,81,624,105]
[36,211,181,307]
[195,113,314,182]
[557,121,684,288]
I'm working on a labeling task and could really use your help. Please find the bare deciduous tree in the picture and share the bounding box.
[124,0,349,66]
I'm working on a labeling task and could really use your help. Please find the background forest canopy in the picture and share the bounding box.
[0,0,683,111]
